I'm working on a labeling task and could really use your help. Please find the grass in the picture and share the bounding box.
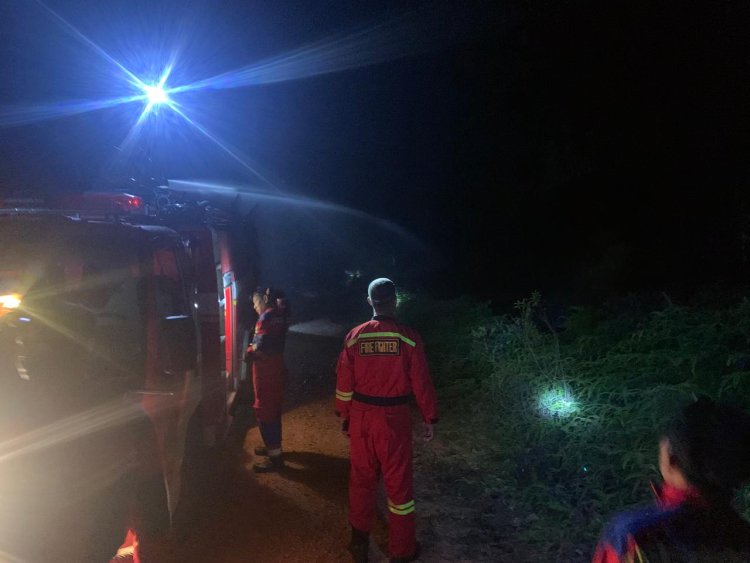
[398,289,750,559]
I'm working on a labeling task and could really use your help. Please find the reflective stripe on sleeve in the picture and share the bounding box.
[336,389,354,402]
[346,332,416,348]
[387,499,415,516]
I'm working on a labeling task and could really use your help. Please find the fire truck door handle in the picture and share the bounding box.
[129,390,176,397]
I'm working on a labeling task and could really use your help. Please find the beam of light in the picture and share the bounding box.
[0,398,170,464]
[168,105,275,187]
[0,95,145,128]
[4,5,446,131]
[172,175,433,274]
[5,269,142,374]
[23,306,125,371]
[0,549,25,563]
[0,1,151,129]
[170,7,443,94]
[288,318,347,338]
[168,179,436,252]
[7,1,463,208]
[157,64,173,89]
[116,111,150,154]
[3,2,452,150]
[32,0,144,89]
[14,268,129,304]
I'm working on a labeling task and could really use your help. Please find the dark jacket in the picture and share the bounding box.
[246,306,287,359]
[593,483,750,562]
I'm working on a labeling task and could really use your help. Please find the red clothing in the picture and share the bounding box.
[335,316,438,424]
[336,315,438,559]
[247,307,287,423]
[252,355,285,423]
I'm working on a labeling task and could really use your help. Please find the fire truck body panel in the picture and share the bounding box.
[176,224,244,447]
[0,209,226,561]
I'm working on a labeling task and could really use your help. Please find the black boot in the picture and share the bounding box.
[390,542,420,563]
[347,527,369,563]
[252,454,284,473]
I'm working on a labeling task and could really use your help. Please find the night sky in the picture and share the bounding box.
[2,1,750,305]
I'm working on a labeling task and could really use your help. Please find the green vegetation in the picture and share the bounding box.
[398,290,750,557]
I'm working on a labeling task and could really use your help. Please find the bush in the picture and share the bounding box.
[403,291,750,558]
[397,292,493,387]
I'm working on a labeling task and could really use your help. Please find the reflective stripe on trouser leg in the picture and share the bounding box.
[387,506,416,559]
[378,412,416,558]
[348,422,377,532]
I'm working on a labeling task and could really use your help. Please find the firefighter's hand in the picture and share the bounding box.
[341,418,350,438]
[422,423,434,443]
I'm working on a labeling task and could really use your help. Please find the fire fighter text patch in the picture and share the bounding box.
[359,338,400,356]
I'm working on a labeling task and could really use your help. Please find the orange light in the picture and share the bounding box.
[0,293,22,310]
[0,293,22,318]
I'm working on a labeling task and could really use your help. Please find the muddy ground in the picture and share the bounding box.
[173,326,554,563]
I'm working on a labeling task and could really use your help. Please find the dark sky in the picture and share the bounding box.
[2,1,750,304]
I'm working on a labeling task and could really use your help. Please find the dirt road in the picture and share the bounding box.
[174,326,513,563]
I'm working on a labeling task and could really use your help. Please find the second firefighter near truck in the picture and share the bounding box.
[335,277,439,563]
[245,287,290,472]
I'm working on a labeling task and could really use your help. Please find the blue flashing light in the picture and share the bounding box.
[143,84,169,106]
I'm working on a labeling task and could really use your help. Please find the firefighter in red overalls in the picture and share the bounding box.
[245,287,289,472]
[336,278,438,563]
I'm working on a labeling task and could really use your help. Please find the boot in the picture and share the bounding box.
[252,454,284,473]
[254,445,268,456]
[390,542,420,563]
[347,527,369,563]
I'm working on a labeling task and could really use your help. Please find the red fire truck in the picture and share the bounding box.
[0,190,256,562]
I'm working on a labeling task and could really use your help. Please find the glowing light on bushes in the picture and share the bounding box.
[538,386,579,418]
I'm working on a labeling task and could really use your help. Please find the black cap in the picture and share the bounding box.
[665,396,750,497]
[368,277,396,305]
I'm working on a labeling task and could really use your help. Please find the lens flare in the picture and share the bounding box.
[144,84,169,106]
[6,1,458,189]
[0,293,22,309]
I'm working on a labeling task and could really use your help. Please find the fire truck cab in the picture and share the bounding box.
[0,192,254,562]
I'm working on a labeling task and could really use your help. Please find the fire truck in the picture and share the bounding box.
[0,189,257,562]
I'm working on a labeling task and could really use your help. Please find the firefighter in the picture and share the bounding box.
[245,287,289,472]
[592,396,750,562]
[336,278,438,563]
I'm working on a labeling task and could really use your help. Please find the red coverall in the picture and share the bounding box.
[335,314,438,559]
[246,306,287,442]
